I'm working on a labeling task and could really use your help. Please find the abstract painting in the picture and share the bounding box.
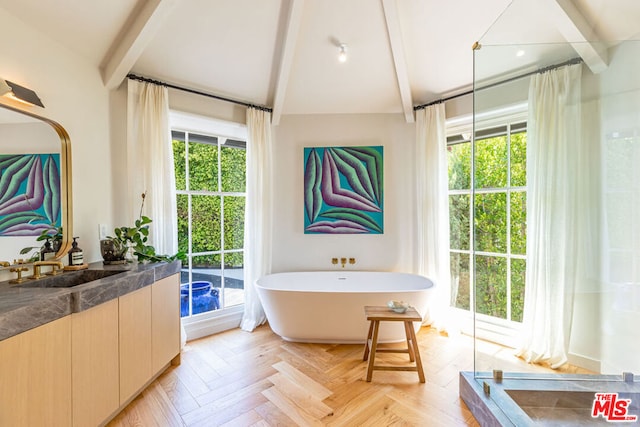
[0,154,61,236]
[304,146,383,234]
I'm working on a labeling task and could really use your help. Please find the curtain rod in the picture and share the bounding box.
[126,73,273,113]
[413,57,584,111]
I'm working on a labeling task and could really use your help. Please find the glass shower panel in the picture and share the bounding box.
[474,38,640,379]
[461,1,640,424]
[471,25,640,427]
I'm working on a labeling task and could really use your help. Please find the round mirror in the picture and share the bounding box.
[0,102,72,264]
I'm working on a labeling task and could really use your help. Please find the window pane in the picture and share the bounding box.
[172,134,186,191]
[181,254,222,317]
[176,194,189,254]
[475,255,507,319]
[511,258,526,322]
[450,252,470,310]
[223,252,244,308]
[223,196,245,251]
[474,192,507,253]
[189,140,218,191]
[449,194,470,250]
[475,136,507,189]
[510,131,527,187]
[448,142,471,190]
[191,195,221,252]
[221,143,246,192]
[511,191,527,255]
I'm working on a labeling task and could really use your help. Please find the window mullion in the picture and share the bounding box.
[218,140,225,308]
[506,124,512,322]
[470,124,476,319]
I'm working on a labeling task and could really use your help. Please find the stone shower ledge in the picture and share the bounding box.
[0,260,181,341]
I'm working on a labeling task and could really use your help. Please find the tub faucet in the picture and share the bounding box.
[0,261,9,268]
[340,257,347,268]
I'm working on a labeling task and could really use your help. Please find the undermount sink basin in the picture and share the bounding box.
[17,269,127,288]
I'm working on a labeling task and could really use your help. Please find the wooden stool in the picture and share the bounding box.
[362,306,425,383]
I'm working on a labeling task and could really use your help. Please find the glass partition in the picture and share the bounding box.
[465,1,640,424]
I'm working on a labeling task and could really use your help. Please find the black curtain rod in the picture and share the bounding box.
[126,73,273,113]
[413,57,584,111]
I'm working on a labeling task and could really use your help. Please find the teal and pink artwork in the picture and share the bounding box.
[0,154,61,236]
[304,146,383,234]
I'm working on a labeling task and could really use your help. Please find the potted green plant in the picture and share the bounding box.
[20,225,63,262]
[101,192,184,264]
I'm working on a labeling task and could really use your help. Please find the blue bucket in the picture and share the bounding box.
[180,281,220,316]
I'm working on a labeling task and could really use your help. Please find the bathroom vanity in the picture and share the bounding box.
[0,260,181,427]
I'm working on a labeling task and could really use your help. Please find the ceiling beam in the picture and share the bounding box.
[546,0,608,74]
[101,0,179,90]
[271,0,305,126]
[382,0,414,123]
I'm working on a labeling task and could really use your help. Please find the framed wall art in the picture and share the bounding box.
[304,146,383,234]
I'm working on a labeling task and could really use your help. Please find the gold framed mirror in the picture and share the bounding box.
[0,101,72,264]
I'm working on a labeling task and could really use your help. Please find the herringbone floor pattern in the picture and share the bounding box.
[107,324,564,426]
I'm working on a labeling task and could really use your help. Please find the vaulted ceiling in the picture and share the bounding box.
[1,0,639,124]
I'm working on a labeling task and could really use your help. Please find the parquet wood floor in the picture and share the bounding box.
[107,324,570,426]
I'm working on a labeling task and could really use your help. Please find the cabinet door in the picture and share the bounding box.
[72,299,119,427]
[0,316,72,427]
[152,273,181,372]
[119,285,152,405]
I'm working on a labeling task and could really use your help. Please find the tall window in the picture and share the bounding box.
[448,122,527,323]
[172,130,246,318]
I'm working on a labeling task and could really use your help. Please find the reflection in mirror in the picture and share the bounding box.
[0,103,72,266]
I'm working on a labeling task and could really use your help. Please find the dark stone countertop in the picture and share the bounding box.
[0,260,181,342]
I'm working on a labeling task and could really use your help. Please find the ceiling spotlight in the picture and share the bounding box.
[338,43,348,63]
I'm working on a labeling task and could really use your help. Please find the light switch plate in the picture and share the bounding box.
[98,223,108,240]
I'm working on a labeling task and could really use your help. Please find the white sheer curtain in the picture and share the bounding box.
[415,104,452,330]
[126,80,177,255]
[516,63,583,368]
[240,107,273,332]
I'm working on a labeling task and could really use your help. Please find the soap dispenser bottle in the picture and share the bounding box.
[68,237,84,266]
[40,238,55,261]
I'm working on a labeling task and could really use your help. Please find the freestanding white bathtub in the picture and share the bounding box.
[255,271,434,343]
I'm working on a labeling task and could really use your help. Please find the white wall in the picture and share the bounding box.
[0,7,113,279]
[272,113,417,274]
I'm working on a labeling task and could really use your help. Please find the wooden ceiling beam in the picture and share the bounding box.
[101,0,179,90]
[546,0,608,74]
[382,0,414,123]
[271,0,305,126]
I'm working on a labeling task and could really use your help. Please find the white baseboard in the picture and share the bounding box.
[568,352,601,373]
[182,306,243,341]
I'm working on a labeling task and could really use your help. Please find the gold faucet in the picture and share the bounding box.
[33,260,64,278]
[9,266,30,284]
[0,261,9,268]
[349,257,356,265]
[340,257,347,268]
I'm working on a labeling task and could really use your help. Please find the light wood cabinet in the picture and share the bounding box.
[0,270,181,426]
[152,273,181,372]
[119,285,153,405]
[0,316,72,427]
[71,298,119,427]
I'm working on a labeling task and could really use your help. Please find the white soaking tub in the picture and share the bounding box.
[255,271,434,343]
